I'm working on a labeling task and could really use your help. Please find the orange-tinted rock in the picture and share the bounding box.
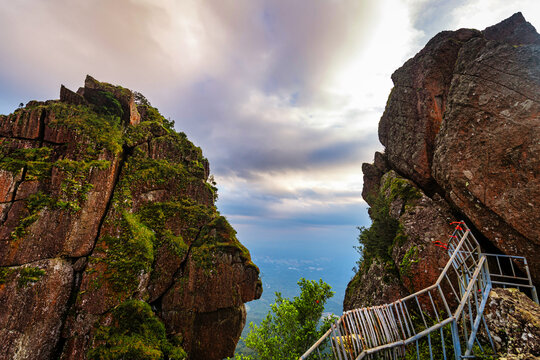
[432,33,540,283]
[0,76,261,360]
[350,13,540,310]
[0,107,43,140]
[379,28,481,189]
[189,306,247,360]
[162,248,261,314]
[161,247,261,359]
[0,143,120,266]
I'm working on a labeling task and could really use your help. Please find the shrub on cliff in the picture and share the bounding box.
[234,278,335,360]
[87,300,186,360]
[355,192,399,270]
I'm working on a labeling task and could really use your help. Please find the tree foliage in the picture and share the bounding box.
[355,192,399,269]
[235,278,336,360]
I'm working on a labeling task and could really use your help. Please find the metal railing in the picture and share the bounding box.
[299,222,538,360]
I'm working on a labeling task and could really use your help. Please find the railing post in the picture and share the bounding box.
[451,319,461,360]
[298,220,535,359]
[523,258,539,304]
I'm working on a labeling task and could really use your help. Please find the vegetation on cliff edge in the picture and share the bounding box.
[233,278,335,360]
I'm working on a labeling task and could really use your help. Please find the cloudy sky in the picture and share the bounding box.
[1,0,539,266]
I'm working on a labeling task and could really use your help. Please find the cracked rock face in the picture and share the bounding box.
[0,76,261,360]
[432,31,540,283]
[348,13,540,313]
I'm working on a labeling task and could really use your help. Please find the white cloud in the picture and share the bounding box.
[450,0,540,30]
[2,0,536,233]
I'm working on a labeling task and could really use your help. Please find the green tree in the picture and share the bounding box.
[355,192,399,269]
[236,278,336,360]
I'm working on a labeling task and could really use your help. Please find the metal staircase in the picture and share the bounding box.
[300,222,538,360]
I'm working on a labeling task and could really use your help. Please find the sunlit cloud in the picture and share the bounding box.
[1,0,539,237]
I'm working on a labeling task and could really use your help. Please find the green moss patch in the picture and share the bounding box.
[0,146,53,181]
[10,192,53,241]
[93,212,155,294]
[382,174,422,205]
[18,266,46,287]
[0,267,14,285]
[7,156,111,240]
[137,104,175,131]
[47,102,123,155]
[194,216,256,269]
[392,224,408,247]
[354,173,421,276]
[0,266,45,287]
[138,200,213,256]
[124,121,170,148]
[88,300,186,360]
[53,159,110,212]
[84,90,124,118]
[399,245,419,278]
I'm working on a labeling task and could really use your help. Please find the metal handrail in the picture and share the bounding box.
[299,222,538,360]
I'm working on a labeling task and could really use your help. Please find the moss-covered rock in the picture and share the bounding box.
[0,76,261,360]
[88,300,186,360]
[345,170,454,309]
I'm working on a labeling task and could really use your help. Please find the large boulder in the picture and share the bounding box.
[344,170,455,310]
[378,28,481,189]
[432,32,540,283]
[0,77,261,360]
[351,13,540,311]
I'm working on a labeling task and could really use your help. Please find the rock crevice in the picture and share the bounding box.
[347,11,540,308]
[0,76,261,360]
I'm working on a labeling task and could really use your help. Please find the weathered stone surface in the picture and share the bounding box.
[0,258,73,360]
[483,12,540,45]
[379,28,481,189]
[160,222,262,357]
[0,107,43,140]
[344,170,455,310]
[484,288,540,357]
[60,85,87,106]
[81,75,140,126]
[344,258,407,309]
[189,305,247,360]
[162,248,262,314]
[350,13,540,311]
[361,151,388,206]
[0,77,261,360]
[432,33,540,283]
[0,141,120,266]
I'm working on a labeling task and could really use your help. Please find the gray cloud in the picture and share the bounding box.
[0,0,413,233]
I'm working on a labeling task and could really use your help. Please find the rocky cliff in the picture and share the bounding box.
[345,12,539,311]
[0,76,262,360]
